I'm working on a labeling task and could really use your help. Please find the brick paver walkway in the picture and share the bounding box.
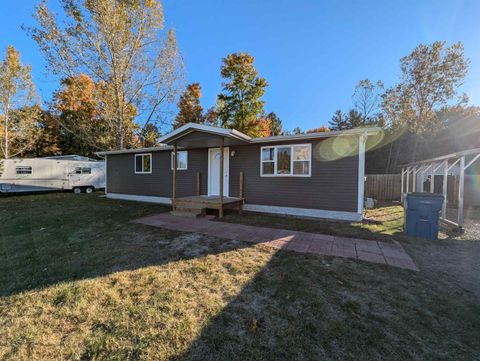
[133,213,418,271]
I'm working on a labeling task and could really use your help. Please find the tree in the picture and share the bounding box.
[29,0,184,150]
[173,83,204,129]
[30,108,61,157]
[328,110,347,131]
[51,74,138,156]
[345,109,364,128]
[385,41,468,134]
[0,46,38,158]
[266,112,282,136]
[306,126,330,133]
[292,127,302,135]
[142,123,160,147]
[382,41,469,164]
[217,52,268,137]
[353,79,384,123]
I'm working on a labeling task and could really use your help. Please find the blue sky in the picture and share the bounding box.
[1,0,479,131]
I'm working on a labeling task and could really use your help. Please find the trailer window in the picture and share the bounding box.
[134,154,152,174]
[74,167,92,174]
[16,166,32,175]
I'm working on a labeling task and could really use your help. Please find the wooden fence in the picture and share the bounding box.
[365,174,480,206]
[365,174,401,201]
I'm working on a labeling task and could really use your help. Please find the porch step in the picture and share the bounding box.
[170,206,206,218]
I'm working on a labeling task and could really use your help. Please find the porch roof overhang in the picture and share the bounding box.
[158,123,252,148]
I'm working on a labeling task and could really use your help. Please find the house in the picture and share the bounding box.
[98,123,380,221]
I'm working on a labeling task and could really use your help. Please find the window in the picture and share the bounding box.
[260,144,311,177]
[171,151,188,170]
[74,167,92,175]
[134,153,152,174]
[16,166,32,175]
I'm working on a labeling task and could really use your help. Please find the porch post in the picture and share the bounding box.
[430,163,435,193]
[400,168,405,202]
[458,156,465,228]
[406,167,410,194]
[172,143,177,211]
[219,138,224,217]
[442,159,448,219]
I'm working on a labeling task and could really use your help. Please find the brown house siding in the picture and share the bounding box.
[106,149,208,197]
[106,138,359,213]
[229,139,359,213]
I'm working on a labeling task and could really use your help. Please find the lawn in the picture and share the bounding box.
[1,193,479,360]
[221,203,405,243]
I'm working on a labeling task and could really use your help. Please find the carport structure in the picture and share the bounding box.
[401,148,480,228]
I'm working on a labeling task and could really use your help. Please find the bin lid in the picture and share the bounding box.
[406,192,444,199]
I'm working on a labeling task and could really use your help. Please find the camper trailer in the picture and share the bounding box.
[0,155,105,194]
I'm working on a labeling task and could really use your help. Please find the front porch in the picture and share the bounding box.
[159,123,251,218]
[172,195,244,218]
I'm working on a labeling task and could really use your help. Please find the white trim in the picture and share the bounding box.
[158,123,252,144]
[357,134,366,214]
[170,150,188,170]
[97,125,381,156]
[251,127,381,143]
[260,143,312,177]
[107,193,171,204]
[208,147,229,197]
[243,204,362,221]
[134,153,152,174]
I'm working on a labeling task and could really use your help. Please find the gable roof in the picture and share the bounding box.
[158,123,252,144]
[97,123,381,155]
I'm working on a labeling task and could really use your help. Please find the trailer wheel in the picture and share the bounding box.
[73,187,82,194]
[85,186,94,194]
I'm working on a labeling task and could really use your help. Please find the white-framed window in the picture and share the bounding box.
[134,153,152,174]
[260,144,311,177]
[16,166,33,175]
[171,151,188,170]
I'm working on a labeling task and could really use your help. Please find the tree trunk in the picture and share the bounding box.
[3,108,8,159]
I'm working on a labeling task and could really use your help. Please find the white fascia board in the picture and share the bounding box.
[250,127,381,143]
[243,204,362,222]
[158,123,252,144]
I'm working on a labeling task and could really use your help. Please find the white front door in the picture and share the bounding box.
[208,147,229,196]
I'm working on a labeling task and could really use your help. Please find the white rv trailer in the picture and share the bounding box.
[0,155,105,194]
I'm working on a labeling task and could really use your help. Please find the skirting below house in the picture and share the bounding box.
[242,204,362,222]
[106,193,362,222]
[106,193,172,205]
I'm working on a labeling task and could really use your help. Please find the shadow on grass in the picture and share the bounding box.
[2,193,480,360]
[0,193,263,297]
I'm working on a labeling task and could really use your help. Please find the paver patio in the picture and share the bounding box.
[133,213,419,271]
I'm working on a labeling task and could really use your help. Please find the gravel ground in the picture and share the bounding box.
[401,214,480,298]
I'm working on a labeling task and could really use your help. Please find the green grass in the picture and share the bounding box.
[1,193,479,360]
[221,203,405,243]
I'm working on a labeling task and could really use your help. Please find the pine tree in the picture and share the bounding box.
[266,112,282,136]
[217,52,268,137]
[173,83,204,129]
[328,110,346,131]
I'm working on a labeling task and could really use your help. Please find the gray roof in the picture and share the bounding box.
[97,123,381,156]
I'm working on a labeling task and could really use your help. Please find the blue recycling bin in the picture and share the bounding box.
[404,192,444,240]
